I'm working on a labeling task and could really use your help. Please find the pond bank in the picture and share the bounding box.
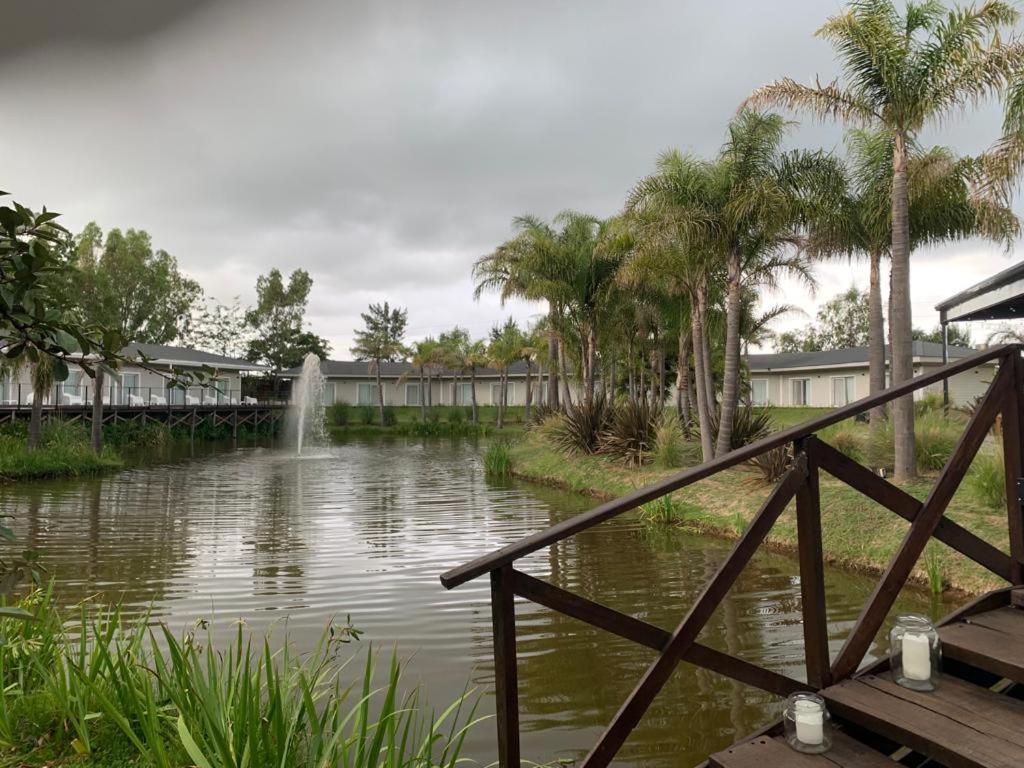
[507,434,1008,596]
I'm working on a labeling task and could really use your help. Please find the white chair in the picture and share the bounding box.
[185,394,201,406]
[150,394,167,406]
[128,394,145,407]
[230,397,239,405]
[243,396,257,405]
[61,392,84,406]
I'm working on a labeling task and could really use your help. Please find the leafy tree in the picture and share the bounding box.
[773,288,869,353]
[913,324,971,347]
[748,0,1024,481]
[487,318,524,429]
[72,223,201,344]
[179,296,251,358]
[245,269,331,380]
[350,302,408,425]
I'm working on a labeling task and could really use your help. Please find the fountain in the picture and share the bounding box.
[289,353,327,455]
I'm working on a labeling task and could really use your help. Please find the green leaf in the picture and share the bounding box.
[0,607,34,620]
[177,714,214,768]
[52,357,69,382]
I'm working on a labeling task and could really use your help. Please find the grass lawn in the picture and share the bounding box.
[507,409,1008,596]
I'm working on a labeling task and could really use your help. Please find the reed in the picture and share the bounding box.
[0,590,484,767]
[484,440,513,478]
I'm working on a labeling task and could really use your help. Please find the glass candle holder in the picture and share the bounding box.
[784,692,832,753]
[889,613,940,691]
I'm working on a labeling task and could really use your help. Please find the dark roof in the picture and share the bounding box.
[121,343,265,370]
[282,359,531,378]
[748,342,979,371]
[935,260,1024,323]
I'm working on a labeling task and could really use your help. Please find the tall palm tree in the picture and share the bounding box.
[465,339,487,424]
[808,129,1018,428]
[747,0,1024,480]
[27,358,54,450]
[487,319,523,429]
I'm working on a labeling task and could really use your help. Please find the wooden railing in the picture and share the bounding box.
[439,344,1024,768]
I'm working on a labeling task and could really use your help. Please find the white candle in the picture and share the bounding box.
[902,632,931,681]
[794,699,824,745]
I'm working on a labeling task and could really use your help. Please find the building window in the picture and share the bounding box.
[831,375,855,407]
[490,382,504,405]
[791,378,810,406]
[167,382,185,405]
[206,377,229,404]
[357,382,380,406]
[406,382,421,406]
[121,373,141,404]
[323,382,336,406]
[750,378,768,407]
[453,382,473,404]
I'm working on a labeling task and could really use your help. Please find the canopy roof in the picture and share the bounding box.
[936,260,1024,324]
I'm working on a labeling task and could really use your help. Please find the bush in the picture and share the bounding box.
[382,406,397,426]
[599,398,661,466]
[357,405,375,425]
[653,412,685,468]
[707,405,774,451]
[528,403,558,426]
[327,402,350,426]
[547,393,612,454]
[447,406,465,425]
[915,392,945,417]
[483,440,513,479]
[747,445,792,485]
[915,412,961,471]
[965,449,1005,510]
[103,421,169,449]
[819,423,866,464]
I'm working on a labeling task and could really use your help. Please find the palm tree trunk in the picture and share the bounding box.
[585,323,596,406]
[690,299,714,462]
[419,367,426,421]
[91,370,104,455]
[427,369,433,408]
[868,249,886,428]
[697,286,715,417]
[376,362,385,426]
[558,337,573,408]
[27,391,43,450]
[470,364,479,423]
[890,132,916,482]
[547,313,560,409]
[525,360,533,423]
[497,369,505,429]
[677,329,692,427]
[715,250,742,457]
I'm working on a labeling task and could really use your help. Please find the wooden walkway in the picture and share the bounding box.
[438,345,1024,768]
[710,589,1024,768]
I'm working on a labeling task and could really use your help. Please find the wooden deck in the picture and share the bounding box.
[710,589,1024,768]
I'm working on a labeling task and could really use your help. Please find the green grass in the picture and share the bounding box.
[0,589,483,768]
[0,422,122,482]
[508,429,1011,595]
[483,440,514,479]
[754,406,833,429]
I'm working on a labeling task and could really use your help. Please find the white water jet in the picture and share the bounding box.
[289,353,327,456]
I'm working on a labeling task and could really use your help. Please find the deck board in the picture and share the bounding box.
[708,731,893,768]
[823,674,1024,768]
[940,606,1024,683]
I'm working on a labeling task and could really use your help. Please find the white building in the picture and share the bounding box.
[286,359,568,407]
[746,342,994,408]
[0,343,267,407]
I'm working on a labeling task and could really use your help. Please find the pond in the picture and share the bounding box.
[0,434,955,766]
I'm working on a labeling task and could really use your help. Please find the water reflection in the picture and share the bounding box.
[0,436,957,766]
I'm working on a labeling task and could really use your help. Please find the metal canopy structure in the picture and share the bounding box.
[935,260,1024,406]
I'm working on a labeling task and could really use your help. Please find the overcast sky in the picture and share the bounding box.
[2,0,1020,355]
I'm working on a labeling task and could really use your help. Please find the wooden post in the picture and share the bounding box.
[1001,352,1024,585]
[490,565,520,768]
[233,408,238,440]
[794,438,831,688]
[190,408,197,444]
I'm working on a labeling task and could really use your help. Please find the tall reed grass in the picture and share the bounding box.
[0,590,483,767]
[484,440,513,479]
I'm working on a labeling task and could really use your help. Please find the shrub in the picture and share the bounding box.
[483,441,512,479]
[599,398,661,466]
[865,418,894,469]
[357,405,375,425]
[747,445,792,485]
[426,408,441,424]
[382,406,397,426]
[547,393,612,454]
[706,405,774,451]
[914,392,945,417]
[653,412,686,468]
[819,424,866,464]
[914,412,960,471]
[965,449,1005,510]
[529,403,558,426]
[104,421,169,448]
[327,402,350,426]
[447,406,465,425]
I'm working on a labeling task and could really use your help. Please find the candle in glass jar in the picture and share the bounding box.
[902,632,931,681]
[794,699,824,745]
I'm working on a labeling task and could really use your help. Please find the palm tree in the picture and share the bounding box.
[465,339,487,424]
[747,0,1024,480]
[351,302,408,426]
[404,339,435,421]
[27,358,54,450]
[808,129,1018,428]
[487,319,524,429]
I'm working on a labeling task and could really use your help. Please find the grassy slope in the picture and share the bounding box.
[508,431,1008,596]
[0,437,122,482]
